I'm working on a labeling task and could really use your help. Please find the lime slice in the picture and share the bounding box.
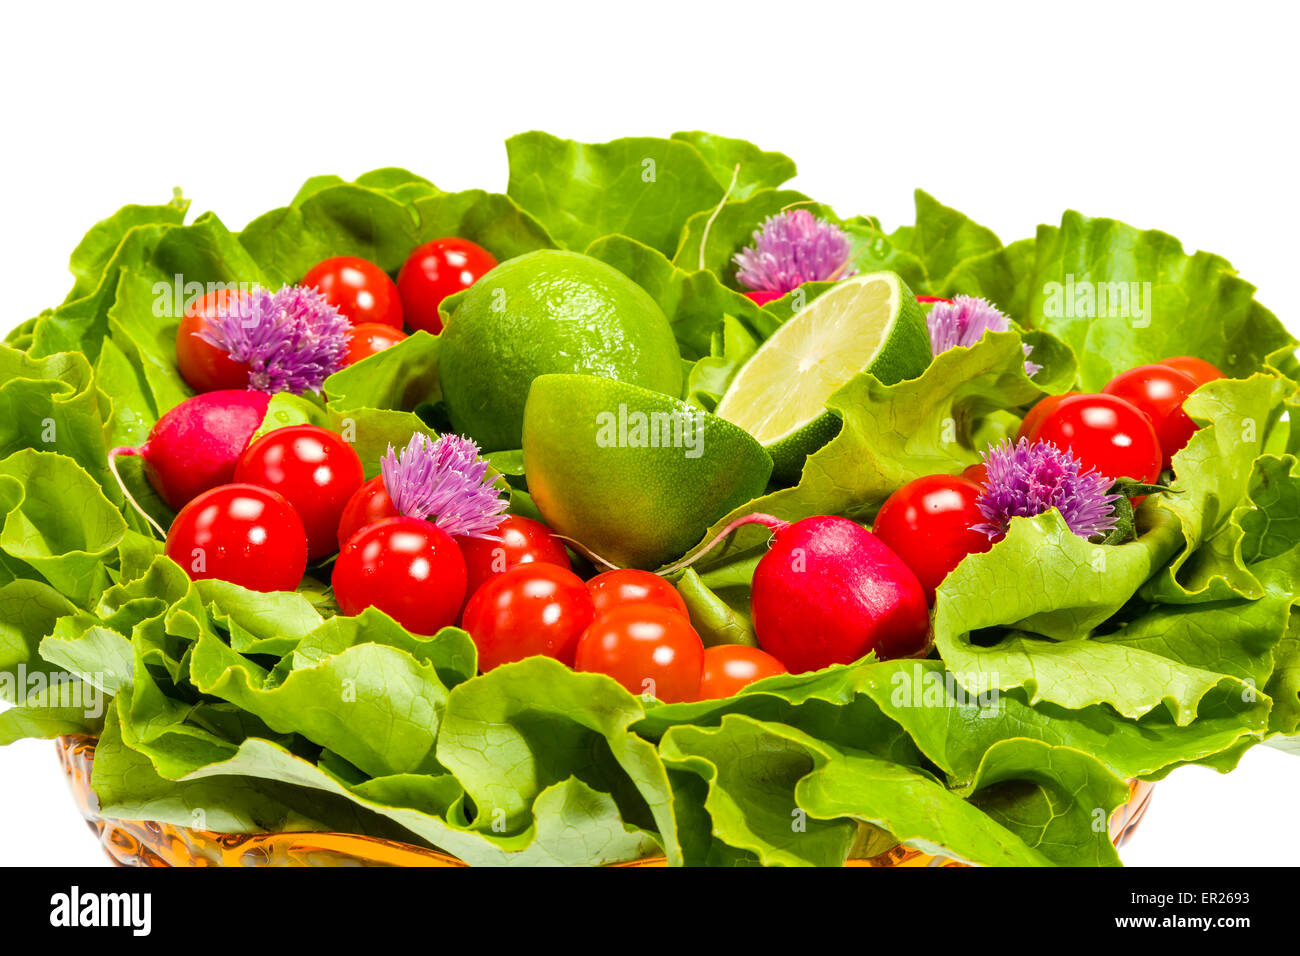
[715,271,931,481]
[523,374,773,569]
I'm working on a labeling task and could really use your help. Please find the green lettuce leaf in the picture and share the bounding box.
[506,132,725,257]
[1022,211,1296,388]
[669,131,797,200]
[0,450,126,606]
[585,233,779,361]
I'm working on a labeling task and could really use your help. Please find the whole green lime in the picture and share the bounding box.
[523,374,773,569]
[439,250,683,450]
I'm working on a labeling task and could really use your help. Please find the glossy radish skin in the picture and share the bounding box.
[750,516,930,672]
[129,390,271,510]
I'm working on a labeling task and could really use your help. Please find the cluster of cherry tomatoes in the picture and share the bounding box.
[176,238,498,393]
[462,560,788,702]
[162,423,787,703]
[872,354,1225,604]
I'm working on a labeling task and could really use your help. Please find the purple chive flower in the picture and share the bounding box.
[926,295,1041,377]
[380,433,508,539]
[196,285,350,394]
[974,438,1120,541]
[733,209,856,294]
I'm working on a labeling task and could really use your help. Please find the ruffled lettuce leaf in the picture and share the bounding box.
[1021,211,1296,388]
[506,132,726,257]
[585,233,779,361]
[668,131,797,200]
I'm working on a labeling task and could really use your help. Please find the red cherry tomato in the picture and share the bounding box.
[1160,355,1225,388]
[344,322,408,366]
[461,563,594,672]
[961,462,988,487]
[586,569,688,619]
[301,256,403,328]
[742,290,783,307]
[397,238,497,334]
[697,645,788,699]
[455,515,571,600]
[1016,393,1073,442]
[1103,364,1200,470]
[1026,393,1162,485]
[575,604,705,703]
[872,475,992,605]
[176,289,252,392]
[915,296,952,304]
[235,425,364,561]
[336,475,400,550]
[165,483,307,592]
[333,517,467,635]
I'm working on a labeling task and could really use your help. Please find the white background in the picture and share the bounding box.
[2,0,1298,866]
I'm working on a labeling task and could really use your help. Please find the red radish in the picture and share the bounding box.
[751,516,930,670]
[108,390,271,528]
[333,516,467,635]
[915,296,952,304]
[165,483,308,592]
[743,290,783,307]
[337,475,399,549]
[665,513,930,673]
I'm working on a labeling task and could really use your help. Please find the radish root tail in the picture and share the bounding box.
[550,534,621,571]
[657,513,789,577]
[107,446,167,538]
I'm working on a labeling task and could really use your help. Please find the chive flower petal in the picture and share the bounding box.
[926,295,1039,377]
[733,210,856,294]
[197,285,350,393]
[974,438,1120,541]
[380,433,508,539]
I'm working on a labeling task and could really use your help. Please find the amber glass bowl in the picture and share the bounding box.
[57,735,1154,867]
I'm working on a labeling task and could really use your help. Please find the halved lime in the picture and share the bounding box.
[439,250,683,451]
[522,374,772,569]
[714,271,931,481]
